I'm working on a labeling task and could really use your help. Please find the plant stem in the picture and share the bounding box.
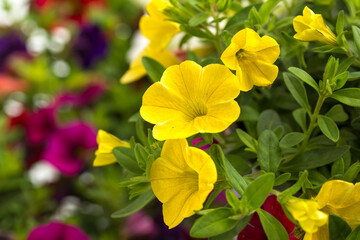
[299,93,327,152]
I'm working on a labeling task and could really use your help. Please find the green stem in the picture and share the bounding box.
[299,93,327,152]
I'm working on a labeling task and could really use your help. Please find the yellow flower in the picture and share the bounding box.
[120,0,180,84]
[93,130,130,166]
[285,198,328,233]
[304,180,360,240]
[150,138,217,228]
[220,28,280,92]
[293,6,337,45]
[139,0,180,49]
[120,46,179,84]
[140,60,241,140]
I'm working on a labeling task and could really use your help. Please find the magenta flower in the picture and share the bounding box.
[56,82,105,107]
[191,137,219,151]
[43,122,97,176]
[238,195,298,240]
[125,211,158,238]
[27,221,89,240]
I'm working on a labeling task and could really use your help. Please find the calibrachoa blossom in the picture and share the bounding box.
[238,195,298,240]
[139,0,180,49]
[43,122,97,176]
[72,24,107,69]
[304,180,360,240]
[140,60,240,140]
[27,221,90,240]
[120,46,179,84]
[150,139,217,228]
[293,6,337,46]
[285,198,328,234]
[120,0,179,84]
[221,28,280,91]
[93,129,130,166]
[0,33,26,71]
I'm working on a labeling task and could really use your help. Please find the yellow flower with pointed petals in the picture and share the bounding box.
[285,198,328,233]
[139,0,180,49]
[120,46,179,84]
[304,180,360,240]
[150,138,217,228]
[93,130,130,166]
[140,60,241,140]
[221,28,280,92]
[293,6,337,46]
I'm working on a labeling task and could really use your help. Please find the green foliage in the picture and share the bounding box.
[257,209,289,240]
[142,57,166,83]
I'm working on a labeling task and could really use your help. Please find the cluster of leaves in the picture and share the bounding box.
[107,0,360,239]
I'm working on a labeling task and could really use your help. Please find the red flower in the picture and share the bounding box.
[238,195,298,240]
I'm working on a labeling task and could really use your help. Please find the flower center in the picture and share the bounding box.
[187,101,208,119]
[236,49,255,63]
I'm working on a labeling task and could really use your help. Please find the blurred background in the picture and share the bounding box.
[0,0,195,239]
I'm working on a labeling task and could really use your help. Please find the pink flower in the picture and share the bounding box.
[238,195,298,240]
[27,221,89,240]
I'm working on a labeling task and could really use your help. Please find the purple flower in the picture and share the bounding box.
[72,24,107,69]
[191,137,219,151]
[0,33,26,71]
[125,211,158,238]
[27,221,90,240]
[43,122,97,176]
[56,82,105,107]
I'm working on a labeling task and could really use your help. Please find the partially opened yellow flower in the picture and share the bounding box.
[150,138,217,228]
[120,46,179,84]
[285,198,328,233]
[293,6,337,45]
[139,0,180,49]
[304,180,360,240]
[140,60,241,140]
[93,130,130,166]
[220,28,280,91]
[120,0,180,84]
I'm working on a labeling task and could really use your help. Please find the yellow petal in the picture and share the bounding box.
[150,139,217,228]
[93,130,130,166]
[316,180,360,228]
[140,61,241,140]
[120,46,179,84]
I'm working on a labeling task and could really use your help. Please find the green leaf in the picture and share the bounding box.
[248,6,262,25]
[336,11,344,36]
[352,25,360,55]
[180,24,213,39]
[337,57,355,75]
[236,128,257,152]
[190,208,237,238]
[257,109,282,135]
[348,72,360,81]
[330,88,360,107]
[277,171,308,204]
[318,115,340,142]
[209,215,252,240]
[331,158,345,176]
[288,67,319,91]
[258,130,281,172]
[142,57,166,83]
[113,147,143,174]
[293,108,307,132]
[241,173,274,212]
[221,30,233,46]
[280,146,350,172]
[257,209,289,240]
[283,72,311,113]
[189,12,210,27]
[343,161,360,182]
[224,156,247,196]
[134,143,148,170]
[274,173,291,186]
[258,0,281,25]
[111,189,155,218]
[346,225,360,240]
[225,5,258,30]
[329,214,352,240]
[326,104,349,122]
[238,105,259,121]
[226,190,241,209]
[280,132,304,148]
[333,71,349,90]
[324,56,339,82]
